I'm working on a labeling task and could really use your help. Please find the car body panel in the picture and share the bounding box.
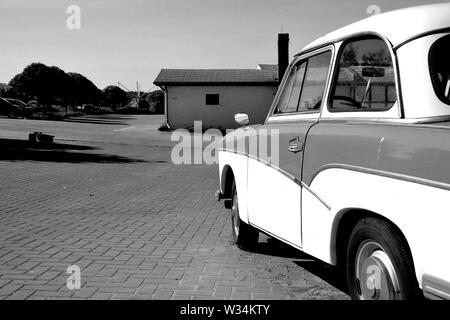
[247,120,317,247]
[248,157,303,247]
[303,167,450,284]
[303,121,450,187]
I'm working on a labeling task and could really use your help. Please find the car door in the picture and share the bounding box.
[247,48,333,248]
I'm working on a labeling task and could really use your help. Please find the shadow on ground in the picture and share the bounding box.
[0,138,146,163]
[252,236,349,294]
[253,237,305,259]
[63,115,133,126]
[293,260,349,295]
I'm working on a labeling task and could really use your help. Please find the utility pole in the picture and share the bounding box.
[136,81,140,109]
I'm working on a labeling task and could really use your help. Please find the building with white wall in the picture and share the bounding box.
[154,67,279,130]
[153,33,289,130]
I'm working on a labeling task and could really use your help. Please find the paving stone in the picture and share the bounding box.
[0,119,349,300]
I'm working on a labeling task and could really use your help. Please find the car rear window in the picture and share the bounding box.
[429,34,450,105]
[329,37,397,112]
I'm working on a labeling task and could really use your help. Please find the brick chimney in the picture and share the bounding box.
[278,33,289,84]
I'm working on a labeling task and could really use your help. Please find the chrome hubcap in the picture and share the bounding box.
[355,241,400,300]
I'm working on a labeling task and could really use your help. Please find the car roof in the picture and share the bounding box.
[302,3,450,53]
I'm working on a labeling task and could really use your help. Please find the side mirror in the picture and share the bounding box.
[234,113,249,126]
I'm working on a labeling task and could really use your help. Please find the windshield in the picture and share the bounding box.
[429,34,450,105]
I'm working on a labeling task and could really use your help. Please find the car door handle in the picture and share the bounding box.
[288,137,303,153]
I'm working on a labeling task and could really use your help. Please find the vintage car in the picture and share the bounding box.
[0,97,25,118]
[216,3,450,300]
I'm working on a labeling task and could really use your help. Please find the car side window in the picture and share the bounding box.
[329,37,397,112]
[274,62,306,114]
[298,51,332,111]
[274,50,331,114]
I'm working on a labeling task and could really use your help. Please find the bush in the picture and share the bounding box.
[115,107,155,114]
[63,111,84,118]
[27,111,64,121]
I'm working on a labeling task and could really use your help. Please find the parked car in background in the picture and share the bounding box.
[27,100,39,109]
[81,104,102,115]
[0,97,24,118]
[5,98,34,116]
[5,98,28,109]
[217,3,450,300]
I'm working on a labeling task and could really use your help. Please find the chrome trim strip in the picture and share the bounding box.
[267,113,319,123]
[425,287,450,300]
[310,163,450,192]
[219,149,332,211]
[393,44,405,119]
[249,223,303,251]
[220,148,244,155]
[423,274,450,300]
[318,114,450,125]
[247,153,301,187]
[220,148,299,184]
[301,181,331,211]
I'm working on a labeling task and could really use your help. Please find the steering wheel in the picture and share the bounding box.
[309,99,322,110]
[332,95,363,110]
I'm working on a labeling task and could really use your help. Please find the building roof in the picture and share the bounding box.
[302,3,450,53]
[257,64,278,73]
[154,68,278,86]
[338,66,395,84]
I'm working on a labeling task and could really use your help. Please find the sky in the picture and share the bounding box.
[0,0,444,92]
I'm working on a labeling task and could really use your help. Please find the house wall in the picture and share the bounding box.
[166,85,277,130]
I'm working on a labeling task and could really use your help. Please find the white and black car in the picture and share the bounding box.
[217,3,450,300]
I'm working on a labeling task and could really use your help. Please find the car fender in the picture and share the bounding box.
[302,166,450,287]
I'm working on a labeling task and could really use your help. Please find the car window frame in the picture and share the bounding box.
[266,45,335,122]
[273,61,308,115]
[297,50,334,113]
[326,35,398,114]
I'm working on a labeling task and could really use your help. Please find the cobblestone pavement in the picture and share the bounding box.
[0,115,349,300]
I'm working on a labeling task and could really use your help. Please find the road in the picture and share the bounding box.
[0,114,349,300]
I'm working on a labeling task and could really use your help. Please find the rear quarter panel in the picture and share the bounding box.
[302,121,450,286]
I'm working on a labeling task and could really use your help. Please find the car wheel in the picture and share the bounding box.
[230,181,258,250]
[346,217,421,300]
[7,110,16,118]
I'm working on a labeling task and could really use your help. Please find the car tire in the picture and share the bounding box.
[7,110,16,118]
[230,181,258,250]
[346,217,421,300]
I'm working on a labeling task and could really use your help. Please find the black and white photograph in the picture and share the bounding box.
[0,0,449,309]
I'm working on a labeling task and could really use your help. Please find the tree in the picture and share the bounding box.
[7,63,102,108]
[341,44,359,67]
[102,85,127,110]
[9,63,71,105]
[145,90,164,114]
[67,72,101,106]
[0,83,17,99]
[362,48,391,66]
[137,97,150,110]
